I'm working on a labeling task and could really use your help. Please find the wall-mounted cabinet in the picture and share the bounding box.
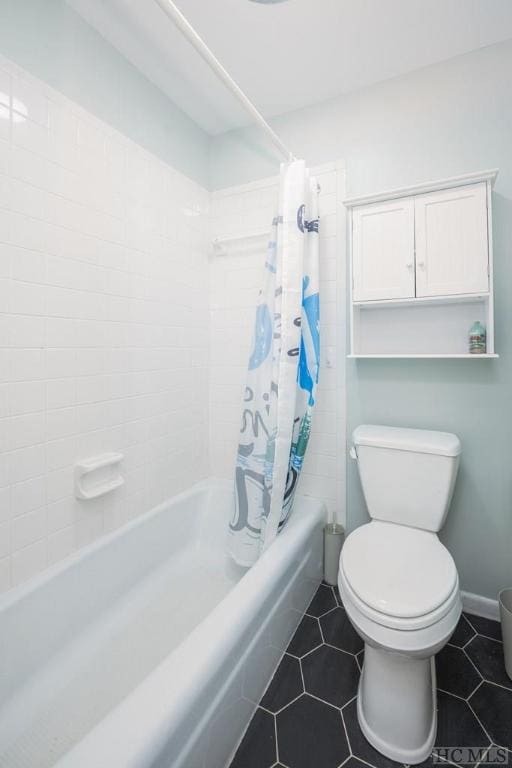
[352,197,415,301]
[345,170,498,358]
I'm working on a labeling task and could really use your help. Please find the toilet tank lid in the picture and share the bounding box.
[353,425,461,457]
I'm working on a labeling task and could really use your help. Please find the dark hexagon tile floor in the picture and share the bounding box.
[260,654,303,713]
[436,644,482,699]
[302,644,359,707]
[470,682,512,750]
[230,707,276,768]
[320,607,364,655]
[449,614,477,648]
[465,635,512,690]
[287,614,323,657]
[436,690,490,759]
[306,583,338,617]
[465,614,502,642]
[229,584,511,768]
[277,694,349,768]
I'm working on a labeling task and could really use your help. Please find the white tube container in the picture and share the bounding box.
[324,523,345,585]
[498,588,512,680]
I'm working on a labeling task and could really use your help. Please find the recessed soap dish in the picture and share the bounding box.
[74,453,124,501]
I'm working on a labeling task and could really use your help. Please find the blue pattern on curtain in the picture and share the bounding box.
[228,160,320,567]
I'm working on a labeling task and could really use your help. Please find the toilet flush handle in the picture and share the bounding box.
[349,445,358,460]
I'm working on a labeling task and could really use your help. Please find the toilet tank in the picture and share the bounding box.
[353,425,461,532]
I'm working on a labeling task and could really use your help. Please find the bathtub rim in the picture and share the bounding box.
[53,488,326,768]
[0,477,216,615]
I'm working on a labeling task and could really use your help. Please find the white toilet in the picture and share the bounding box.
[339,425,462,765]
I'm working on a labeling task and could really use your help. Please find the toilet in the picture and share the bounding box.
[339,425,462,764]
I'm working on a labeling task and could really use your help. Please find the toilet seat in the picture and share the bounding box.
[340,521,458,631]
[340,561,459,633]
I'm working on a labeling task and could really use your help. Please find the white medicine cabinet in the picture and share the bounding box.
[345,170,498,358]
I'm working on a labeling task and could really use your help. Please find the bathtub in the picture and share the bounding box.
[0,480,325,768]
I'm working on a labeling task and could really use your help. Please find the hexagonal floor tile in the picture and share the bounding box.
[320,607,364,655]
[449,614,477,648]
[470,682,512,750]
[435,691,490,758]
[436,645,481,699]
[287,615,322,657]
[230,708,276,768]
[261,654,303,713]
[277,694,349,768]
[302,644,359,707]
[341,759,377,768]
[465,635,512,690]
[466,614,502,642]
[342,698,398,768]
[306,584,337,617]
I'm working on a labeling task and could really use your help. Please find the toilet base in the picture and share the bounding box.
[357,644,437,765]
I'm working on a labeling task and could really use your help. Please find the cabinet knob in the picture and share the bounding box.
[406,262,413,269]
[417,261,426,269]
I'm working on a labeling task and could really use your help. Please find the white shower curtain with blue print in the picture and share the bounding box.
[229,160,320,567]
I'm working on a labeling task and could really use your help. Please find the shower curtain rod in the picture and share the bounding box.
[153,0,296,163]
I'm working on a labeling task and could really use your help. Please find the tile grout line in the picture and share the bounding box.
[477,677,512,694]
[258,703,277,717]
[438,686,470,703]
[466,678,484,701]
[323,639,362,660]
[300,688,346,712]
[339,705,354,764]
[347,754,380,768]
[273,710,280,766]
[464,614,503,644]
[462,644,487,680]
[473,742,492,768]
[273,691,304,717]
[230,587,508,768]
[318,615,326,644]
[466,695,495,748]
[299,640,325,660]
[341,694,358,711]
[298,656,306,692]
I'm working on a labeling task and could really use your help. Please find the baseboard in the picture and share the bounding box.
[461,590,500,621]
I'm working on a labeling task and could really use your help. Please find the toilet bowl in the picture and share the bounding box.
[339,425,462,764]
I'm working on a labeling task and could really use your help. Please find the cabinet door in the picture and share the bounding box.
[352,198,415,302]
[414,182,489,297]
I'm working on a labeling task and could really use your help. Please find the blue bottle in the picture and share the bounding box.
[468,321,486,354]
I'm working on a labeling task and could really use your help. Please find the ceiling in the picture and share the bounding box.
[68,0,512,135]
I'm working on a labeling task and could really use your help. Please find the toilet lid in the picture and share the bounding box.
[341,521,458,619]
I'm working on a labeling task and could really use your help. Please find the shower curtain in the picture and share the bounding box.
[228,160,320,567]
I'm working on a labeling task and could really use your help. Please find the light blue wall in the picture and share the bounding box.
[3,3,511,599]
[211,40,512,600]
[0,0,210,186]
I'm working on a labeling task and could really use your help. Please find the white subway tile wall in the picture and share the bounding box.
[209,164,346,525]
[0,53,346,595]
[0,56,210,591]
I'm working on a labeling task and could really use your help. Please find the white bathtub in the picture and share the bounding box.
[0,480,325,768]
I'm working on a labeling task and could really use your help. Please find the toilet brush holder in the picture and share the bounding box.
[498,588,512,680]
[324,523,345,585]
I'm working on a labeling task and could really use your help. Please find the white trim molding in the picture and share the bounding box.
[343,168,498,208]
[461,590,500,621]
